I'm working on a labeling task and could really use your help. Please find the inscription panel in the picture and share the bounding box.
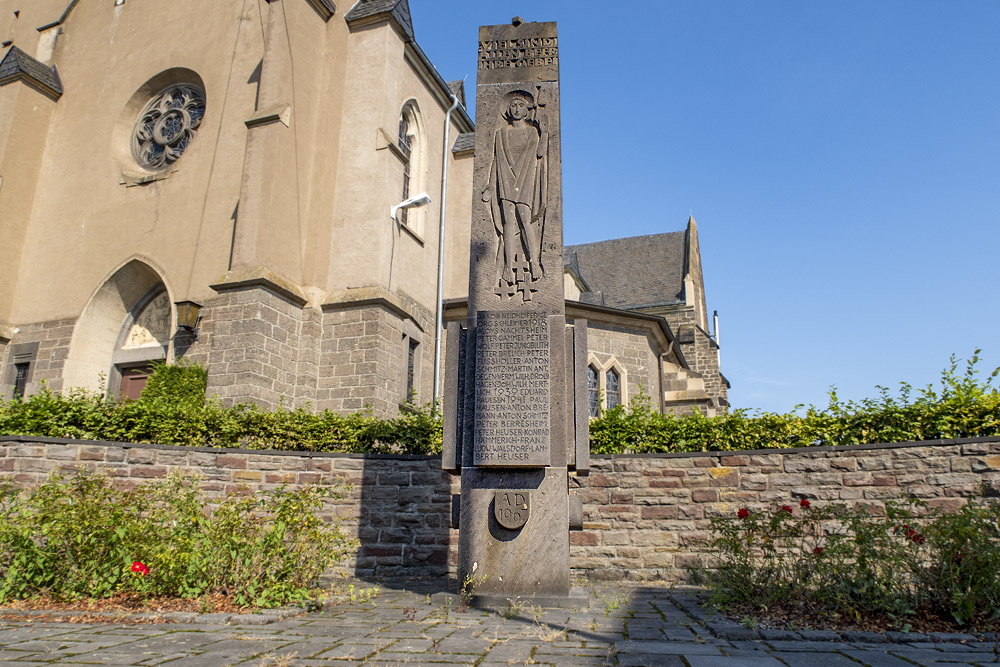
[477,22,559,84]
[473,311,550,467]
[479,37,559,72]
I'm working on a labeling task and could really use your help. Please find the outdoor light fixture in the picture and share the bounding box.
[390,193,431,223]
[175,301,202,332]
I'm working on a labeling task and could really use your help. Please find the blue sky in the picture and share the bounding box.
[408,1,1000,413]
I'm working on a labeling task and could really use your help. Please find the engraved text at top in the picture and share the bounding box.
[479,37,559,71]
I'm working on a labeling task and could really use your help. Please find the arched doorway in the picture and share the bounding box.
[63,260,173,397]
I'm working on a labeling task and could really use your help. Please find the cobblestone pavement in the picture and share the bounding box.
[0,583,997,666]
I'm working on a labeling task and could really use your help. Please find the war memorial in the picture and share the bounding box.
[443,17,591,607]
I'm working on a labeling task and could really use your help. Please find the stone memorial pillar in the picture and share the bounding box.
[443,17,589,606]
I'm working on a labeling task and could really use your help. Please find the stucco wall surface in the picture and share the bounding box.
[2,435,998,583]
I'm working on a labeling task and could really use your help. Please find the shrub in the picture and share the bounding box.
[590,351,1000,454]
[0,471,357,607]
[0,353,996,455]
[703,495,1000,627]
[0,362,443,454]
[138,360,207,407]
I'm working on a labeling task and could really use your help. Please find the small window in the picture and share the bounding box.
[606,368,621,410]
[587,364,600,417]
[405,338,419,402]
[12,362,29,401]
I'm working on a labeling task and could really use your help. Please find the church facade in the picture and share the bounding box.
[0,0,727,418]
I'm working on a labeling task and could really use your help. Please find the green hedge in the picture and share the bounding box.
[0,362,441,454]
[1,353,997,455]
[590,352,1000,454]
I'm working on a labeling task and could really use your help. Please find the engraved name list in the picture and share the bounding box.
[472,311,550,467]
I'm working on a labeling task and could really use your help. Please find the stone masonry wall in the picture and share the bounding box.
[570,439,1000,582]
[0,436,460,580]
[205,287,320,411]
[319,294,434,416]
[586,322,660,406]
[2,436,998,583]
[662,309,727,411]
[0,317,76,398]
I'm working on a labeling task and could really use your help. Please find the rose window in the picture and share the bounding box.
[131,84,206,170]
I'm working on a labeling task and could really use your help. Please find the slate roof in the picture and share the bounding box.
[0,46,63,98]
[563,231,687,310]
[452,132,475,154]
[345,0,413,41]
[447,79,466,108]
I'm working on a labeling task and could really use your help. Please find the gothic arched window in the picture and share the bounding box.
[587,364,600,417]
[606,368,621,410]
[398,112,412,224]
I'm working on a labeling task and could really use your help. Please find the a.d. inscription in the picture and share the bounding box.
[495,490,530,530]
[473,311,550,467]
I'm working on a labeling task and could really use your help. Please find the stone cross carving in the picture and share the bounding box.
[443,18,590,608]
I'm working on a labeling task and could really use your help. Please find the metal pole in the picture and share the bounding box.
[433,93,461,413]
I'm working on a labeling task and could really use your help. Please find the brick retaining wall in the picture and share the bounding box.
[2,436,999,582]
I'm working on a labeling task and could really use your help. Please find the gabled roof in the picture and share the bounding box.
[345,0,413,41]
[452,132,475,154]
[0,46,63,99]
[564,231,687,310]
[447,79,466,108]
[345,0,474,132]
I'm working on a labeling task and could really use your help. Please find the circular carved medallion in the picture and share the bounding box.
[131,84,205,170]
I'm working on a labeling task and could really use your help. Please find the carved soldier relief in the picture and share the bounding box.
[482,87,550,302]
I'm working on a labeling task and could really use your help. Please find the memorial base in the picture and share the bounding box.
[458,467,570,599]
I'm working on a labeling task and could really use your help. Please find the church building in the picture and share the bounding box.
[0,0,728,418]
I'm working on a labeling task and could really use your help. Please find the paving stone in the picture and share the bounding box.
[705,620,760,640]
[314,640,394,660]
[907,641,979,651]
[772,652,862,667]
[759,628,801,641]
[885,631,930,643]
[841,631,887,643]
[764,639,852,652]
[798,629,843,642]
[889,647,966,662]
[686,656,786,667]
[192,614,232,625]
[616,654,687,667]
[927,632,980,642]
[615,640,725,655]
[841,649,939,667]
[371,650,483,663]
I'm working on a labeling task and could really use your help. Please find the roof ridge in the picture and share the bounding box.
[565,229,685,249]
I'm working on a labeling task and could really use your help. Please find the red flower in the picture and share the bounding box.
[131,561,149,577]
[813,547,824,555]
[780,505,793,514]
[799,499,811,509]
[912,534,925,545]
[737,508,750,519]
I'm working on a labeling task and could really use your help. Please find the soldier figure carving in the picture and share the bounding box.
[482,90,549,301]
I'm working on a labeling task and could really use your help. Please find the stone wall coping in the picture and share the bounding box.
[2,433,997,462]
[0,435,439,461]
[590,435,999,459]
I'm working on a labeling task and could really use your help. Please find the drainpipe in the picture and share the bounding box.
[433,93,461,413]
[713,310,721,368]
